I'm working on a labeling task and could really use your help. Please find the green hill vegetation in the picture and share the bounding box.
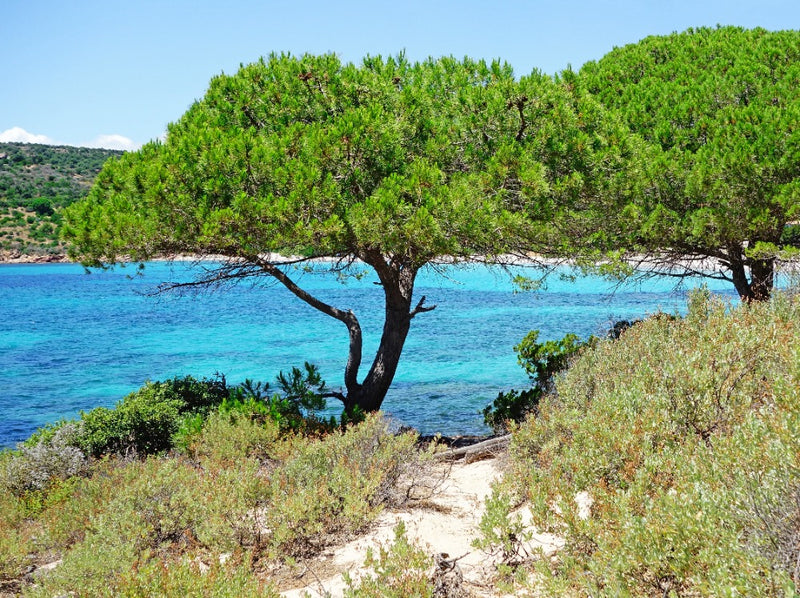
[0,143,121,259]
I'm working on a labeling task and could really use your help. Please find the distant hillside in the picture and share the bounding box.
[0,142,122,261]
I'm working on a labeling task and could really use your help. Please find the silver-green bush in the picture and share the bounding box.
[482,292,800,596]
[2,422,86,495]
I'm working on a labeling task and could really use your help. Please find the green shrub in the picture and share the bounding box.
[110,555,279,598]
[183,410,280,463]
[27,549,277,598]
[94,458,205,553]
[262,414,422,558]
[781,222,800,248]
[0,482,35,587]
[226,363,335,433]
[34,458,123,551]
[173,363,333,457]
[28,452,269,592]
[483,292,800,595]
[78,392,182,457]
[483,330,591,432]
[72,367,332,459]
[344,522,435,597]
[159,374,230,414]
[28,457,215,596]
[482,388,541,434]
[171,412,206,453]
[51,375,229,458]
[474,485,532,567]
[194,457,272,552]
[25,534,140,598]
[188,413,431,558]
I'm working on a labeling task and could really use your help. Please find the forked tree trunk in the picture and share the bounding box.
[343,298,414,414]
[342,256,435,415]
[259,254,434,417]
[748,257,774,302]
[729,251,774,302]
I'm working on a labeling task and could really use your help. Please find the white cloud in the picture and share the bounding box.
[0,127,141,151]
[83,134,140,152]
[0,127,55,145]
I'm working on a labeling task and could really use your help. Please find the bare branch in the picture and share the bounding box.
[254,256,353,322]
[253,255,364,394]
[624,251,734,282]
[410,295,437,319]
[320,391,347,404]
[145,260,267,296]
[142,254,367,397]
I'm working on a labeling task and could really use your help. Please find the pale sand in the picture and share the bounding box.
[279,455,562,598]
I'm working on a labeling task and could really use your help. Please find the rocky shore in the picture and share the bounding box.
[0,250,69,264]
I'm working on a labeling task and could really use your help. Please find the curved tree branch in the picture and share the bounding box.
[254,256,364,394]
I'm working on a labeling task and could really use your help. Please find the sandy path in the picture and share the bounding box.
[279,455,560,598]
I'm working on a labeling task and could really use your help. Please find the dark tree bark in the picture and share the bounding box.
[255,253,435,415]
[727,246,775,303]
[342,252,435,415]
[748,257,775,302]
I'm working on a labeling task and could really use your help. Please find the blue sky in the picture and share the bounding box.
[3,0,799,150]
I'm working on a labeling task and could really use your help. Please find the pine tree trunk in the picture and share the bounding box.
[729,252,774,302]
[344,299,413,414]
[748,258,774,302]
[342,255,434,416]
[258,254,433,417]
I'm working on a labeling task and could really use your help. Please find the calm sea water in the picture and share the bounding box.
[0,261,736,447]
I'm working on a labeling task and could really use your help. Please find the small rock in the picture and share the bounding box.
[31,559,62,578]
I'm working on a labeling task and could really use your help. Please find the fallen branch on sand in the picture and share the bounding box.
[434,434,510,463]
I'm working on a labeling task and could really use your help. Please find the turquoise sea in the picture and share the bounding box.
[0,261,737,448]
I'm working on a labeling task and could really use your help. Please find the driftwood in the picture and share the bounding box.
[434,434,511,463]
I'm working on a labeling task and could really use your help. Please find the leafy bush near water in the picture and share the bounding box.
[7,362,331,475]
[19,374,231,458]
[483,330,593,432]
[480,291,800,595]
[0,413,428,596]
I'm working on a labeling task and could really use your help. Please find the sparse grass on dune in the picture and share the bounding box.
[3,291,800,597]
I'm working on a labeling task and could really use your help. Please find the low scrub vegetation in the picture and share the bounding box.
[17,363,334,467]
[0,370,433,596]
[479,291,800,596]
[343,522,436,597]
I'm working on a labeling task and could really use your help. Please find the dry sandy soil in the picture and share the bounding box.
[278,451,562,598]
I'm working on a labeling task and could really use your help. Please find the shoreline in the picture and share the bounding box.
[0,250,70,264]
[2,250,797,280]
